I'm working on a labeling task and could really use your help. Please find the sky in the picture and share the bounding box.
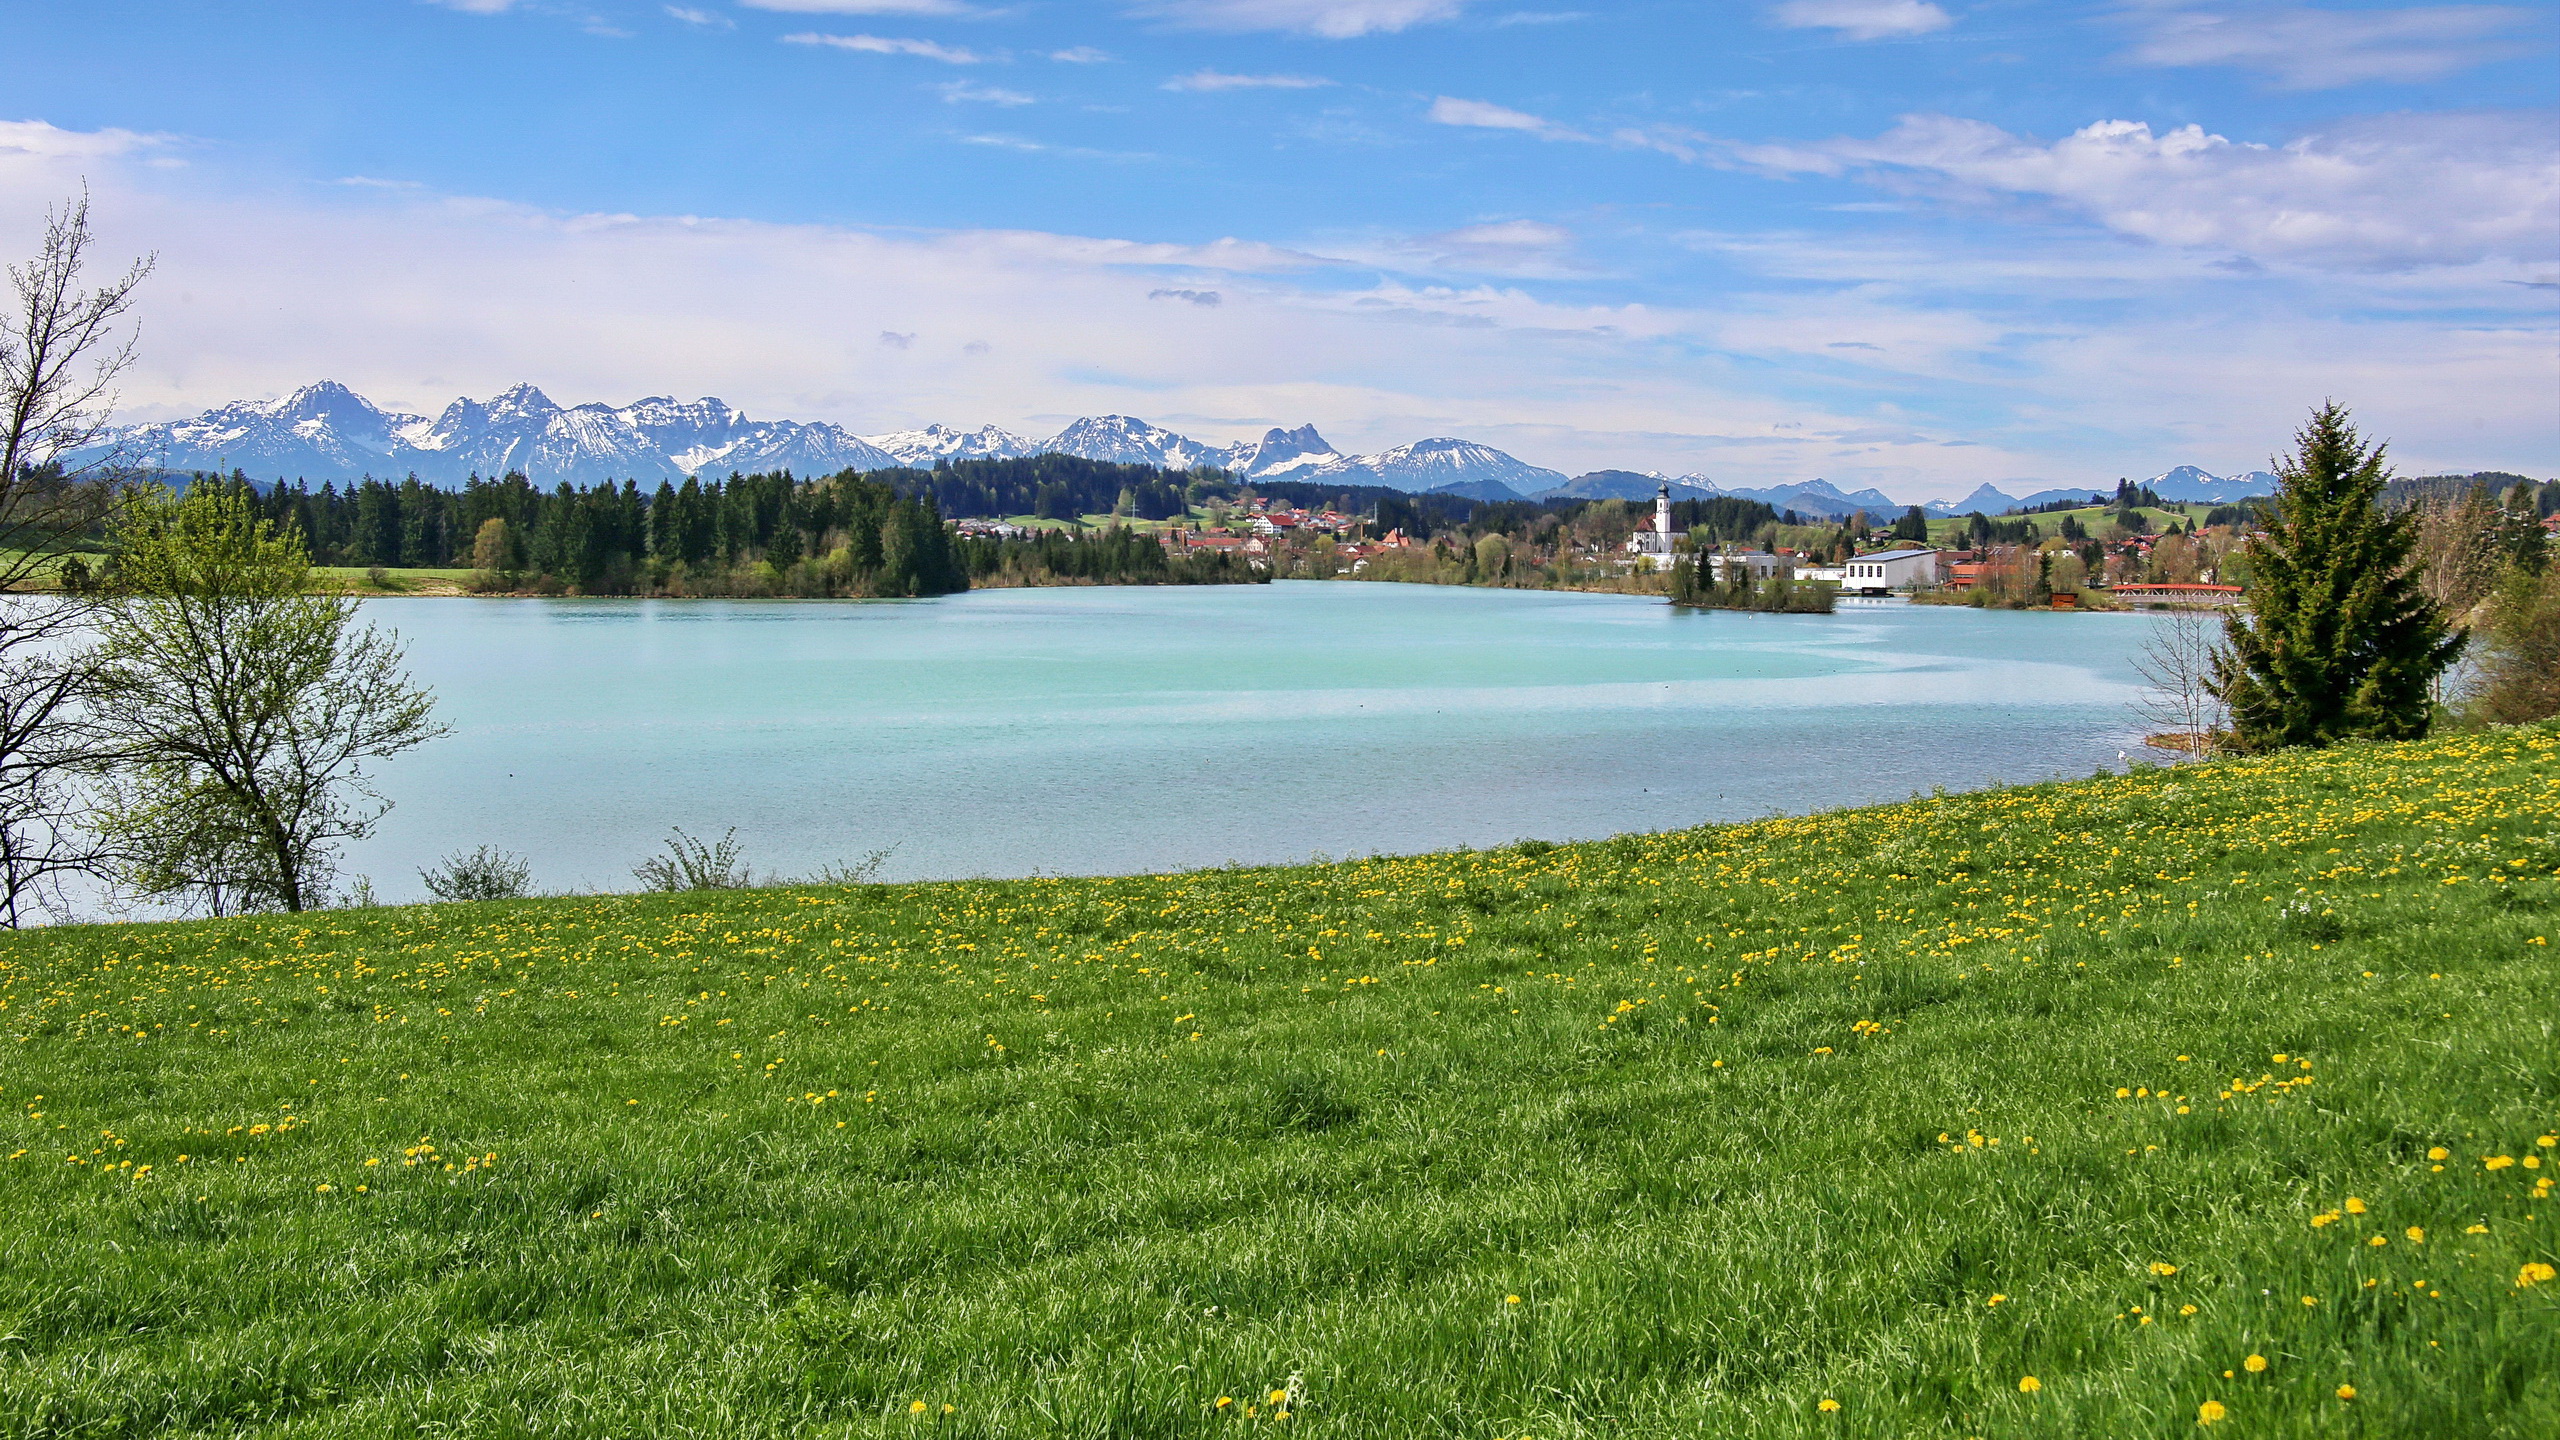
[0,0,2553,500]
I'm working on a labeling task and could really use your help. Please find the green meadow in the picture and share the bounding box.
[2,727,2554,1438]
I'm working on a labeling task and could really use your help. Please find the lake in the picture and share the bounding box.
[338,583,2173,902]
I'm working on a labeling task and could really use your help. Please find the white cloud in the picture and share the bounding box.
[1132,0,1469,38]
[1831,111,2559,271]
[1632,110,2559,273]
[745,0,980,14]
[938,82,1034,104]
[1164,70,1336,91]
[664,5,733,25]
[1049,46,1113,62]
[1428,97,1589,141]
[423,0,518,12]
[2115,3,2533,89]
[782,31,983,61]
[0,119,169,162]
[1406,219,1582,275]
[1770,0,1953,40]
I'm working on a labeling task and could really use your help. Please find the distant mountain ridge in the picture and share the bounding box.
[82,380,2298,515]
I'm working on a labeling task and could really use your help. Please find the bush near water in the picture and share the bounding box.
[2,728,2556,1437]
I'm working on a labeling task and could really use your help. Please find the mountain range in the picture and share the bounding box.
[76,380,2284,517]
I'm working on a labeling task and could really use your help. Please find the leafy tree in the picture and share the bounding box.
[1890,505,1928,542]
[85,485,446,913]
[2209,404,2463,751]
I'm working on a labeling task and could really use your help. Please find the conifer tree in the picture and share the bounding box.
[2209,403,2462,750]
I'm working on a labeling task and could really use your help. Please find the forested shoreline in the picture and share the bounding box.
[67,465,1263,599]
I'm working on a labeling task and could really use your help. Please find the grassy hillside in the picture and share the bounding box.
[3,729,2555,1438]
[1920,504,2218,547]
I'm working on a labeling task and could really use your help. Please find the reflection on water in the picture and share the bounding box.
[338,584,2168,901]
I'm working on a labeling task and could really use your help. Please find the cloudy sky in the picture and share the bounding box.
[1,0,2552,498]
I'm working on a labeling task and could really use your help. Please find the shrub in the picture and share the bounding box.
[632,828,751,892]
[418,846,534,902]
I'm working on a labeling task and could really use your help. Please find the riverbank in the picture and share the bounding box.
[4,724,2553,1436]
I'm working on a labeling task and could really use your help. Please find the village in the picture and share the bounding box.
[952,479,2560,606]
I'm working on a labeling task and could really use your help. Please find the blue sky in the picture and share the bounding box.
[1,0,2553,497]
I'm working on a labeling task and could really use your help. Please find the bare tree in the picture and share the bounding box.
[2133,603,2229,756]
[0,191,153,922]
[2407,488,2504,625]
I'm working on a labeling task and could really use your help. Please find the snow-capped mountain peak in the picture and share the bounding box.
[859,423,1038,467]
[1234,424,1339,478]
[1044,415,1245,471]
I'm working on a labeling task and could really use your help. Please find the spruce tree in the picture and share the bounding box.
[2209,403,2463,750]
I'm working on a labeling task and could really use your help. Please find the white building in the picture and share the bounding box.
[1623,484,1683,567]
[1708,551,1784,584]
[1839,547,1940,594]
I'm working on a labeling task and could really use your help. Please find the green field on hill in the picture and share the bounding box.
[1920,504,2220,547]
[3,729,2555,1438]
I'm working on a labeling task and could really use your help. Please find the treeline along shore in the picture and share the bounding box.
[60,463,1268,599]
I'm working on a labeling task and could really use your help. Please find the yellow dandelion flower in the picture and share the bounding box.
[2336,1384,2357,1401]
[2150,1262,2179,1276]
[2405,1226,2425,1243]
[2018,1376,2042,1394]
[1505,1295,1521,1304]
[2427,1146,2449,1161]
[909,1400,927,1414]
[2244,1355,2267,1373]
[2368,1235,2388,1247]
[2518,1262,2557,1288]
[1817,1398,1840,1413]
[2180,1304,2198,1316]
[1270,1390,1288,1406]
[2198,1399,2227,1425]
[2345,1197,2367,1214]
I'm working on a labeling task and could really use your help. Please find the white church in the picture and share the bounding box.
[1623,484,1683,566]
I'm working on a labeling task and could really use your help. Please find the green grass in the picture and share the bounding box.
[309,565,477,593]
[3,729,2556,1438]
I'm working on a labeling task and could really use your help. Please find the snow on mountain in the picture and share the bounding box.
[2144,465,2277,502]
[1232,424,1340,479]
[1043,415,1248,472]
[91,381,2288,518]
[103,380,421,478]
[1300,437,1567,495]
[858,423,1038,467]
[81,381,894,486]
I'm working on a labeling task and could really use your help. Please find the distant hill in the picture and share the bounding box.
[1424,478,1532,503]
[1532,470,1721,505]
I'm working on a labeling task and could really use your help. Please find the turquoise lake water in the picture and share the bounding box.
[346,583,2172,900]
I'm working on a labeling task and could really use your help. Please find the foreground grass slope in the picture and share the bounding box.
[3,731,2556,1438]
